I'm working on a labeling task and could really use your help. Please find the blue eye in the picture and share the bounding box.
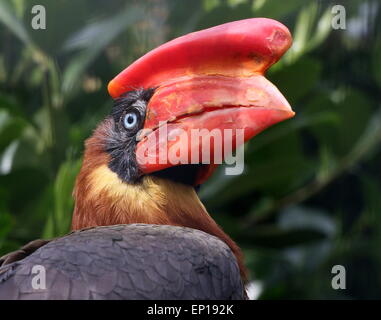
[123,112,138,129]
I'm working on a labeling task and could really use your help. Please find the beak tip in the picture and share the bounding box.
[258,18,292,60]
[270,28,292,57]
[281,105,295,119]
[287,110,296,119]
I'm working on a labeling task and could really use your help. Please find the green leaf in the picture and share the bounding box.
[0,0,31,45]
[61,4,145,97]
[373,38,381,89]
[240,226,327,249]
[0,211,13,240]
[248,110,339,153]
[333,90,373,156]
[202,0,221,12]
[227,0,247,8]
[252,0,306,20]
[279,206,336,237]
[343,107,381,168]
[360,175,381,263]
[269,57,322,104]
[0,110,27,154]
[203,130,313,208]
[278,2,332,66]
[291,2,319,58]
[306,7,332,51]
[43,159,81,238]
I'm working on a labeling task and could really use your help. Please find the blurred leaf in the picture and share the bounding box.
[249,110,340,153]
[343,106,381,168]
[10,0,25,18]
[0,167,49,214]
[202,0,221,12]
[279,206,336,237]
[315,146,338,184]
[252,0,306,20]
[246,106,381,227]
[242,205,335,249]
[0,141,19,175]
[196,0,254,29]
[0,109,27,153]
[0,211,13,240]
[306,7,332,51]
[240,225,327,249]
[278,2,331,66]
[62,4,145,97]
[360,175,381,263]
[303,89,374,157]
[269,57,322,104]
[0,55,6,82]
[0,93,25,117]
[43,159,81,238]
[334,91,373,155]
[203,124,315,208]
[291,2,318,57]
[0,0,31,45]
[227,0,247,8]
[373,38,381,88]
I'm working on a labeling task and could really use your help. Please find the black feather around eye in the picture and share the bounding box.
[111,88,154,123]
[105,88,210,187]
[105,88,155,183]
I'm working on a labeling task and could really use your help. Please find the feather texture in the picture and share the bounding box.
[0,224,245,300]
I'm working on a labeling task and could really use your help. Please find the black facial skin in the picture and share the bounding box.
[105,88,205,188]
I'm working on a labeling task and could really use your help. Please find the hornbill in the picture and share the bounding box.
[0,18,294,299]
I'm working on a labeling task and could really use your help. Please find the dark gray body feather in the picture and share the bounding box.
[0,224,244,300]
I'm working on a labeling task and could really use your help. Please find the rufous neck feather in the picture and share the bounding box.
[72,162,246,279]
[73,164,208,228]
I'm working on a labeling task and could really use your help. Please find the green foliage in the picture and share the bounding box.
[0,0,380,299]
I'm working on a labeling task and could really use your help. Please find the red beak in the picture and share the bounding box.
[108,18,294,185]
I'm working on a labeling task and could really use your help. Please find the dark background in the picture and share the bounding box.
[0,0,380,299]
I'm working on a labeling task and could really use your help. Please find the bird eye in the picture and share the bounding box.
[123,112,138,130]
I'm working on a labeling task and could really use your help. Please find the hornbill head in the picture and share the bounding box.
[71,18,294,280]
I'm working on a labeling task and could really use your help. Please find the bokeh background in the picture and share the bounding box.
[0,0,380,299]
